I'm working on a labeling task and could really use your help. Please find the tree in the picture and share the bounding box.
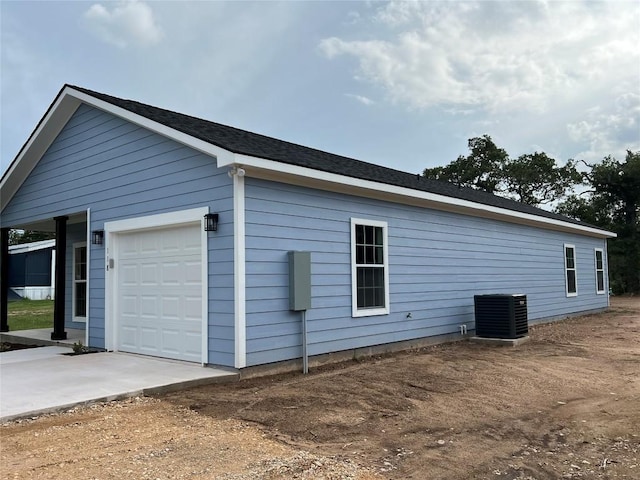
[556,151,640,293]
[502,153,582,206]
[423,135,508,194]
[8,230,56,246]
[424,135,582,206]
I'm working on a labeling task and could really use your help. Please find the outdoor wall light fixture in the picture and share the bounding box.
[204,213,219,232]
[91,230,104,245]
[227,166,246,178]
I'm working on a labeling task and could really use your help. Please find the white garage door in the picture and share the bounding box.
[116,224,202,362]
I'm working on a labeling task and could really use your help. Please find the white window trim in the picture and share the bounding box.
[72,241,87,323]
[564,243,578,297]
[351,218,390,318]
[594,248,605,295]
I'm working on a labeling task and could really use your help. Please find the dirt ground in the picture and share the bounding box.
[2,298,638,480]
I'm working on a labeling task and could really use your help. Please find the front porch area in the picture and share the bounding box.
[2,211,91,343]
[1,328,85,348]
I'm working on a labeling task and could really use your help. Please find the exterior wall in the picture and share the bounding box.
[244,178,609,367]
[1,104,235,366]
[8,245,54,299]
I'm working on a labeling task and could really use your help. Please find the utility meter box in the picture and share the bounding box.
[288,251,311,311]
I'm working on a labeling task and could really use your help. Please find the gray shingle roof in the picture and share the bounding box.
[70,85,592,228]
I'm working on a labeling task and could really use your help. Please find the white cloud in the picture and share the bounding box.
[568,92,640,162]
[84,0,163,48]
[319,1,640,116]
[345,93,374,106]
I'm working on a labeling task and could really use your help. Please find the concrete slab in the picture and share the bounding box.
[470,335,531,347]
[0,328,85,347]
[0,347,238,422]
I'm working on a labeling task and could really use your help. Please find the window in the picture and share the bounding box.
[595,248,605,294]
[564,244,577,297]
[73,243,87,322]
[351,218,389,317]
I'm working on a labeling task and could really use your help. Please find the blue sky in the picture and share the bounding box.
[1,0,639,178]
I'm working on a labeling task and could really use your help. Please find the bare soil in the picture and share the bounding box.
[2,297,638,479]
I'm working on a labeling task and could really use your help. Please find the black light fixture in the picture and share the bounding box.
[91,230,104,245]
[204,213,219,232]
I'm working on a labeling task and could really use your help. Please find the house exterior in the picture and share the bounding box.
[0,85,615,369]
[8,239,56,300]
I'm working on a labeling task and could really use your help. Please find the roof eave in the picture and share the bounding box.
[1,86,236,212]
[224,154,617,239]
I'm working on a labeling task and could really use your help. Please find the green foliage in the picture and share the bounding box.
[502,154,583,205]
[72,341,89,354]
[424,135,508,193]
[8,229,55,246]
[557,151,640,294]
[423,135,580,205]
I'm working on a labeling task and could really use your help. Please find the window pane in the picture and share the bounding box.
[364,225,373,245]
[75,282,87,317]
[356,245,364,264]
[365,245,374,264]
[375,246,383,264]
[565,247,575,269]
[75,246,87,280]
[356,266,385,308]
[356,225,364,245]
[374,226,383,245]
[597,271,604,292]
[567,270,577,294]
[595,251,603,269]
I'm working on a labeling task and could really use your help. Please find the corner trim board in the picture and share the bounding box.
[234,174,247,368]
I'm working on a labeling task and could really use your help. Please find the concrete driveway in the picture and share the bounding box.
[0,346,237,422]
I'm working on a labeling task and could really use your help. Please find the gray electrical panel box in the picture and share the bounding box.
[288,251,311,311]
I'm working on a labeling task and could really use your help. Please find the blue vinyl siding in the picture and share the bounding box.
[1,104,235,366]
[244,178,608,367]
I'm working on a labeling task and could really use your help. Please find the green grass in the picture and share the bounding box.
[8,299,54,330]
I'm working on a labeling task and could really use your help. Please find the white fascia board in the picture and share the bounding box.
[1,86,236,211]
[1,93,82,209]
[231,154,616,239]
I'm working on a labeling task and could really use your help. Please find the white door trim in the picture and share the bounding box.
[104,207,209,364]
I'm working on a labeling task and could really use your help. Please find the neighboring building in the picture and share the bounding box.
[0,85,615,369]
[8,239,56,300]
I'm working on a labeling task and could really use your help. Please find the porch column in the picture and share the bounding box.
[1,228,9,332]
[52,216,68,340]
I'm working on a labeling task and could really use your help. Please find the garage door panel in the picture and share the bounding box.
[140,296,158,318]
[121,264,138,285]
[120,325,138,349]
[162,296,180,319]
[184,296,203,320]
[140,327,160,349]
[140,264,159,285]
[116,223,203,363]
[161,262,181,285]
[184,261,202,284]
